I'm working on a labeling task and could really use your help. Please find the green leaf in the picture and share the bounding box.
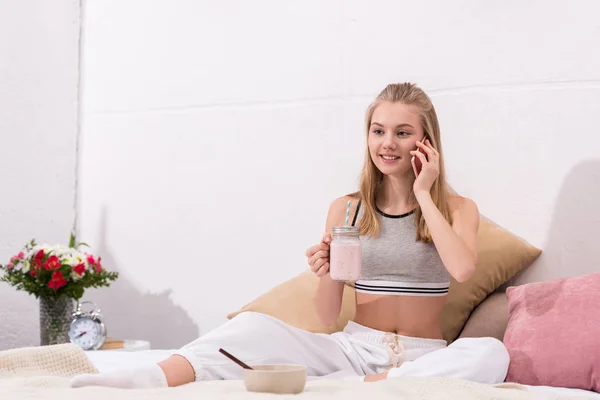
[73,286,84,300]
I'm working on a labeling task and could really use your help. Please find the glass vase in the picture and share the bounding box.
[39,296,76,346]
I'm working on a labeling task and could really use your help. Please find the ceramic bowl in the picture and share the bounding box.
[242,364,307,394]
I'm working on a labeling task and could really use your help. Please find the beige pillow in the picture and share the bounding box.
[440,216,541,342]
[227,271,356,334]
[228,217,541,341]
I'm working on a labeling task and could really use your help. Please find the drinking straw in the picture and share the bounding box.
[345,200,351,226]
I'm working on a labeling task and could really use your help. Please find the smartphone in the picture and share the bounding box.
[412,136,428,177]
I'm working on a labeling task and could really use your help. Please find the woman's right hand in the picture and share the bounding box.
[306,233,332,277]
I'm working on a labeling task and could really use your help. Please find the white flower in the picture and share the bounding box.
[71,270,83,281]
[30,244,49,256]
[73,254,87,269]
[62,255,78,267]
[21,260,30,273]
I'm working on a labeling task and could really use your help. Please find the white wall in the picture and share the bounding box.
[0,0,81,350]
[78,1,600,349]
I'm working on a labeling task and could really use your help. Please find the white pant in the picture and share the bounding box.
[175,312,509,383]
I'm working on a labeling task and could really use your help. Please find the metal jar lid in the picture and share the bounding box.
[331,226,360,235]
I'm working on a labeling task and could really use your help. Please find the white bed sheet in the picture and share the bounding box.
[84,350,600,398]
[522,385,600,398]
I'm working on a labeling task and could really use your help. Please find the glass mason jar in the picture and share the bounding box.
[329,226,362,281]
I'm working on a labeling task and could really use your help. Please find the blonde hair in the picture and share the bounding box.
[357,82,452,242]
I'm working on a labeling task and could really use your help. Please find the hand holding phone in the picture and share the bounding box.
[411,136,428,177]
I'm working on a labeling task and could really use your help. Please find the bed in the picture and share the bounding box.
[1,216,599,398]
[83,349,600,398]
[0,341,598,400]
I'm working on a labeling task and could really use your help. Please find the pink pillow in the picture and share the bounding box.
[504,272,600,392]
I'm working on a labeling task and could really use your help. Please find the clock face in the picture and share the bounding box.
[69,316,100,350]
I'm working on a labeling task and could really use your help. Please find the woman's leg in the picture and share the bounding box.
[158,354,196,386]
[386,337,510,384]
[173,311,358,381]
[71,312,358,388]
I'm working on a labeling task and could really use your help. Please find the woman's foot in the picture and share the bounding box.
[364,371,389,382]
[70,364,168,389]
[70,354,195,389]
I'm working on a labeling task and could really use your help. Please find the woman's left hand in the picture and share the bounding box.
[410,139,440,197]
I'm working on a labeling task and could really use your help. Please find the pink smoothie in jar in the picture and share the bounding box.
[329,226,362,281]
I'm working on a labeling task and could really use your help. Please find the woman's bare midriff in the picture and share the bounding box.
[353,293,447,340]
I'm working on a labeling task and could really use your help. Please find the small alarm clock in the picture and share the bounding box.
[69,301,107,351]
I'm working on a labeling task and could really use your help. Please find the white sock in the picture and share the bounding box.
[70,364,168,389]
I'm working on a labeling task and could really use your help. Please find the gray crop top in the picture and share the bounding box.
[351,200,451,297]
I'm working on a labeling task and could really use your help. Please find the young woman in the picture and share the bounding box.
[71,83,509,389]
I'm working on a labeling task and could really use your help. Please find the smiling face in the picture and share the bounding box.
[358,82,451,241]
[367,101,426,178]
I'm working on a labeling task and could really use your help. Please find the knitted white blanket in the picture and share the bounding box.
[0,344,592,399]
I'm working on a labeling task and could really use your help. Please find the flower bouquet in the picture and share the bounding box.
[0,233,118,345]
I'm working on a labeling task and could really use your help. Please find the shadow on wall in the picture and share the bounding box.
[82,206,200,350]
[500,161,600,380]
[509,159,600,287]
